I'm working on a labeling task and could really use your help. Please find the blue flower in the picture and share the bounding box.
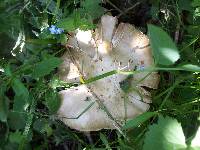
[56,28,64,34]
[49,25,64,34]
[49,25,57,34]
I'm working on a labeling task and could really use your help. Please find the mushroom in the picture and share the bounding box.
[57,15,159,131]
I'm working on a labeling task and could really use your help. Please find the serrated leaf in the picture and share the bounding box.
[32,57,62,78]
[76,17,95,30]
[45,90,61,114]
[148,24,180,66]
[33,118,47,133]
[73,10,95,30]
[57,11,95,31]
[123,112,157,130]
[81,0,104,19]
[33,118,52,137]
[56,17,76,31]
[45,125,53,137]
[143,116,187,150]
[9,131,23,144]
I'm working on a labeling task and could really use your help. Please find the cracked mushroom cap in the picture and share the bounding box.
[57,15,159,131]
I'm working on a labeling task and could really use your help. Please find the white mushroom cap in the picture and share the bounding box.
[58,85,149,131]
[57,15,159,131]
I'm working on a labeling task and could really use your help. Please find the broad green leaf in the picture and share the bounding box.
[11,78,29,111]
[57,11,95,31]
[148,24,180,65]
[32,57,62,78]
[56,17,76,31]
[73,10,95,30]
[3,143,18,150]
[13,95,30,112]
[123,112,157,130]
[12,78,29,98]
[180,64,200,72]
[81,0,104,19]
[143,116,187,150]
[9,131,23,144]
[4,64,12,77]
[76,17,95,30]
[8,112,27,130]
[45,90,61,114]
[192,0,200,7]
[190,127,200,150]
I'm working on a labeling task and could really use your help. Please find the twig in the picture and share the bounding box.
[105,0,124,14]
[117,2,140,18]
